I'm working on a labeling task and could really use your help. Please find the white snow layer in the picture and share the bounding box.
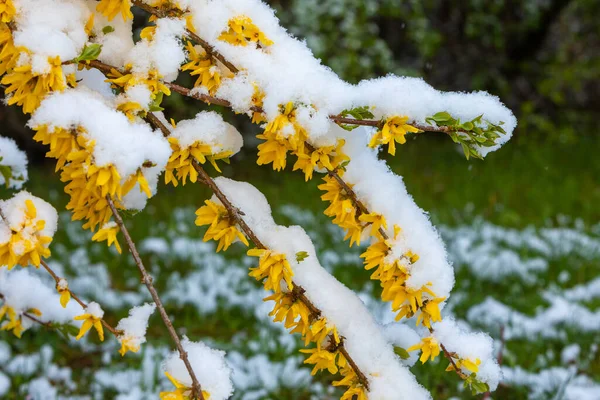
[0,136,28,189]
[214,176,432,400]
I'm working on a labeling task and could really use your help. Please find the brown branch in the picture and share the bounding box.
[166,83,233,108]
[72,59,449,136]
[39,259,122,337]
[0,207,121,336]
[106,197,205,400]
[145,113,370,390]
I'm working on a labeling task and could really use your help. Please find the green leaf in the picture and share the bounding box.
[0,164,12,188]
[431,111,452,123]
[393,346,410,360]
[468,376,490,395]
[461,143,470,160]
[336,160,350,172]
[462,121,474,131]
[339,124,359,131]
[339,106,375,120]
[148,91,165,112]
[102,25,115,34]
[296,251,309,262]
[74,44,103,63]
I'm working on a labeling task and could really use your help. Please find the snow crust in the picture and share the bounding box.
[0,137,28,189]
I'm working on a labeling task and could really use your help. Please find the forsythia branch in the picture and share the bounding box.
[146,112,373,389]
[105,197,206,400]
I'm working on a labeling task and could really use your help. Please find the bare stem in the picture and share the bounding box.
[0,207,121,336]
[146,113,370,390]
[106,197,205,400]
[39,259,122,336]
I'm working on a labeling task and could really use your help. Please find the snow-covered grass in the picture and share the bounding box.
[1,136,598,399]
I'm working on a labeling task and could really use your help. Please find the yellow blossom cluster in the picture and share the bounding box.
[256,102,349,177]
[182,41,226,96]
[165,136,234,187]
[319,176,386,247]
[0,199,52,269]
[194,200,249,252]
[369,116,421,156]
[106,63,172,120]
[32,125,148,252]
[74,309,104,341]
[319,172,446,343]
[0,304,40,338]
[247,248,367,399]
[0,0,16,23]
[160,372,211,400]
[361,233,444,329]
[96,0,133,22]
[218,15,274,48]
[0,18,76,114]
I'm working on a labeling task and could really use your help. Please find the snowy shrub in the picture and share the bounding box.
[0,1,518,399]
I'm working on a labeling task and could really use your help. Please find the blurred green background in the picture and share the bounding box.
[1,1,599,399]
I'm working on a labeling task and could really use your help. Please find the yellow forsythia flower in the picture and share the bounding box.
[182,41,222,95]
[195,200,249,252]
[408,336,441,363]
[292,139,349,181]
[91,221,122,254]
[0,304,23,338]
[300,347,340,375]
[446,357,481,374]
[0,199,53,269]
[74,303,104,341]
[219,15,274,48]
[247,249,294,293]
[118,335,140,356]
[96,0,133,22]
[160,372,211,400]
[257,102,307,171]
[0,0,16,23]
[56,278,71,308]
[369,116,420,155]
[1,56,68,114]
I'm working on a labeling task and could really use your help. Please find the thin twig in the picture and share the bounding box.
[146,113,371,390]
[39,260,122,336]
[106,197,205,400]
[0,207,121,336]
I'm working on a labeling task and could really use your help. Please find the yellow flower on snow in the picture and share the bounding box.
[96,0,133,22]
[0,304,24,338]
[0,0,16,23]
[91,222,122,254]
[300,347,339,375]
[219,15,274,48]
[74,302,104,341]
[165,137,233,187]
[408,336,441,363]
[182,41,222,96]
[195,200,249,252]
[369,116,420,156]
[2,56,68,114]
[160,372,211,400]
[56,279,71,308]
[446,357,481,374]
[293,139,349,181]
[415,296,445,329]
[0,23,19,76]
[122,169,152,198]
[0,199,53,269]
[340,386,368,400]
[247,249,294,293]
[118,335,140,356]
